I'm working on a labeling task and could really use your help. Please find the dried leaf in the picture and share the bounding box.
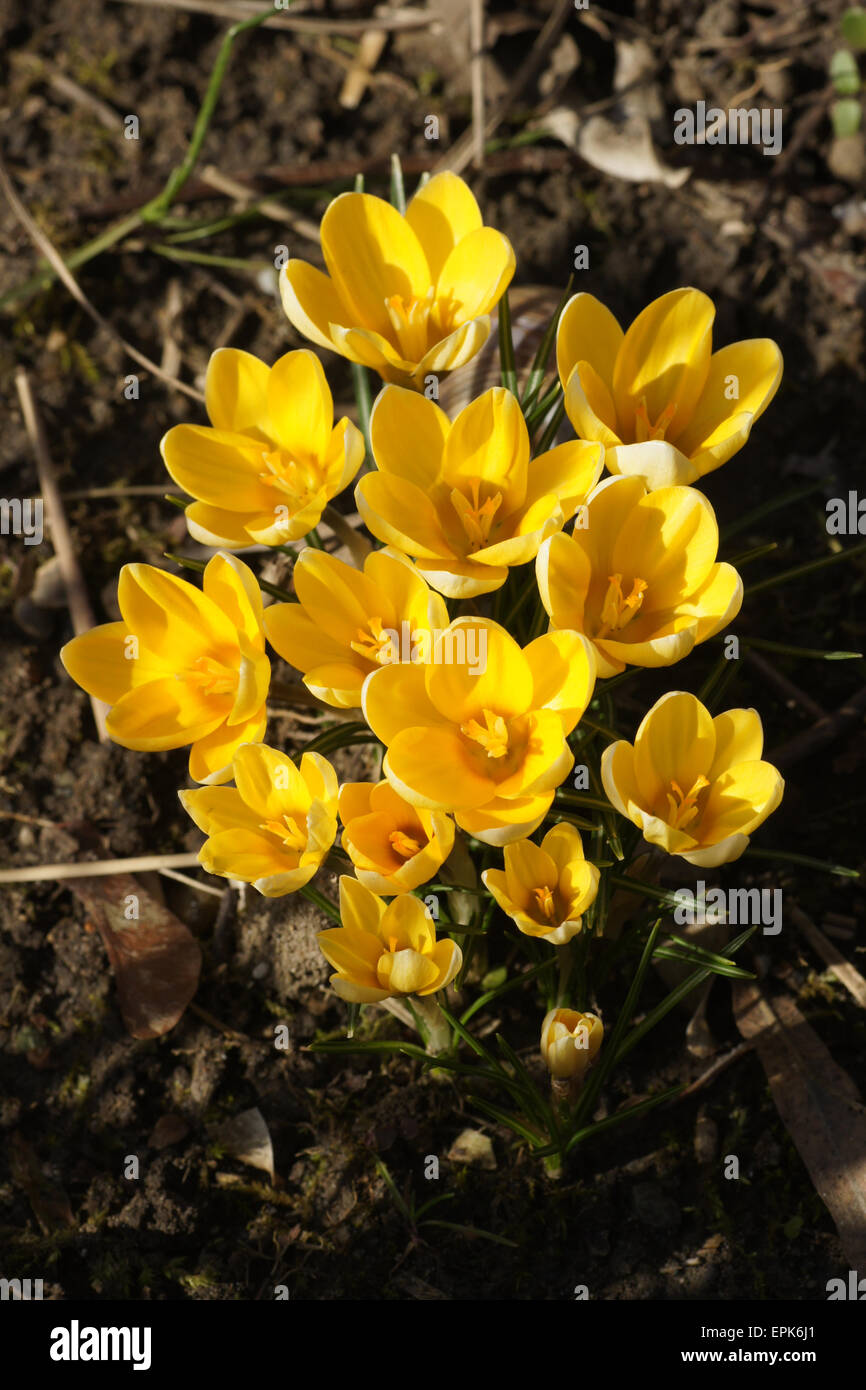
[9,1132,74,1232]
[214,1107,275,1183]
[148,1114,191,1150]
[69,871,201,1040]
[447,1128,497,1169]
[734,982,866,1267]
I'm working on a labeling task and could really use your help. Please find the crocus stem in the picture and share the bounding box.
[351,361,374,458]
[300,883,342,925]
[322,505,372,566]
[407,996,452,1055]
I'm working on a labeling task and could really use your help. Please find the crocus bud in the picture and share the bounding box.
[540,1008,603,1081]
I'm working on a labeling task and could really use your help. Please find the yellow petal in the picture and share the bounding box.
[118,562,235,665]
[362,662,448,745]
[679,561,743,643]
[701,760,784,841]
[202,552,266,652]
[234,741,308,819]
[381,947,440,995]
[300,750,339,809]
[709,708,764,780]
[292,548,386,644]
[425,618,533,723]
[369,385,449,489]
[328,322,414,378]
[338,875,387,940]
[318,925,384,986]
[264,601,349,676]
[524,440,605,519]
[524,630,596,730]
[440,387,528,515]
[321,191,431,339]
[605,440,696,489]
[599,739,640,821]
[179,785,261,836]
[188,707,267,785]
[435,226,515,322]
[356,472,455,560]
[536,530,591,632]
[160,425,275,512]
[421,938,462,994]
[612,485,719,607]
[673,339,783,461]
[107,679,225,752]
[205,348,271,436]
[456,791,552,846]
[280,259,349,352]
[612,287,715,441]
[184,502,257,549]
[385,726,496,810]
[60,622,170,703]
[564,360,622,445]
[266,349,332,461]
[633,691,715,808]
[556,292,624,395]
[201,827,292,881]
[382,892,436,953]
[324,417,366,495]
[405,170,483,282]
[414,316,492,380]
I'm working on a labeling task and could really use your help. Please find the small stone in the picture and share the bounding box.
[447,1128,496,1170]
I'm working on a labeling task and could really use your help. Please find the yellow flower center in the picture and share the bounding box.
[633,396,677,443]
[532,885,558,922]
[258,447,321,510]
[451,478,503,553]
[181,655,238,698]
[596,573,648,639]
[260,814,307,851]
[390,829,422,859]
[385,288,435,361]
[461,708,510,759]
[665,775,710,831]
[349,616,397,666]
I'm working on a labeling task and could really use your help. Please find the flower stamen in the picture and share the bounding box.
[390,829,422,859]
[634,396,677,444]
[596,573,648,639]
[461,707,510,759]
[451,478,503,553]
[665,775,710,831]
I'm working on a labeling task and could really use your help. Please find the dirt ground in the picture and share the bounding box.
[1,0,865,1300]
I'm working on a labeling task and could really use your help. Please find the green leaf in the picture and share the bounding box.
[389,153,406,214]
[831,48,861,94]
[566,1083,685,1153]
[842,8,866,51]
[459,959,553,1026]
[498,290,519,397]
[832,97,863,137]
[614,925,756,1066]
[421,1219,519,1247]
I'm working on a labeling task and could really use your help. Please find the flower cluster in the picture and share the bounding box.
[61,169,785,1117]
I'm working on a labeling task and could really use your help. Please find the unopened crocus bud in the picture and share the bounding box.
[540,1008,603,1081]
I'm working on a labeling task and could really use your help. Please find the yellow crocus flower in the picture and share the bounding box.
[161,348,364,547]
[557,288,782,489]
[264,547,449,708]
[540,1008,603,1080]
[280,171,515,388]
[356,384,603,599]
[179,743,338,895]
[482,823,599,945]
[317,876,462,1002]
[600,691,784,867]
[362,616,596,846]
[536,475,742,678]
[339,781,455,896]
[60,552,270,784]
